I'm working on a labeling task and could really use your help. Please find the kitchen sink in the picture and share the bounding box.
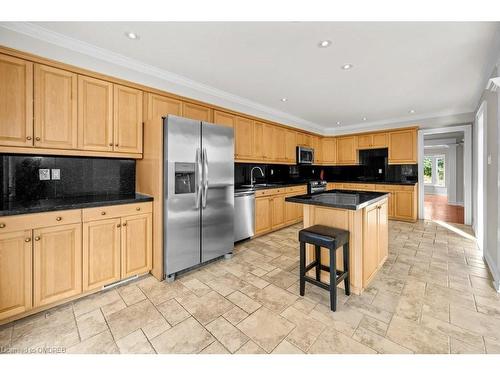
[240,183,280,188]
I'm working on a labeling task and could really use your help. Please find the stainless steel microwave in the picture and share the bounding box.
[296,146,314,164]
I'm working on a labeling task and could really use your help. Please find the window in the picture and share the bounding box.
[424,154,446,186]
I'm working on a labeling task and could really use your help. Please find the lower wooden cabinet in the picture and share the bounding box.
[362,199,388,286]
[255,197,272,235]
[121,213,152,278]
[33,223,82,307]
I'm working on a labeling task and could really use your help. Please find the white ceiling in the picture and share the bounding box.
[6,22,500,132]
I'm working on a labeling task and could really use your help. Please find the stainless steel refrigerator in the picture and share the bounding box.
[163,115,234,279]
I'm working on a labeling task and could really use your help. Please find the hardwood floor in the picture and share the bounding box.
[424,194,464,224]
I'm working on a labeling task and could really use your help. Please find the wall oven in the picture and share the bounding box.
[296,146,314,164]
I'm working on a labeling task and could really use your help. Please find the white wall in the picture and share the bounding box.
[456,143,464,204]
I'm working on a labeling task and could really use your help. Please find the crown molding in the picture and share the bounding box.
[0,22,324,133]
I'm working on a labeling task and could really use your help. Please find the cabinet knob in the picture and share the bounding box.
[136,207,141,211]
[25,237,31,242]
[35,137,41,141]
[122,223,127,227]
[117,224,121,228]
[115,144,119,147]
[34,236,41,241]
[0,223,5,228]
[26,136,32,140]
[101,211,106,215]
[56,216,62,221]
[109,143,113,146]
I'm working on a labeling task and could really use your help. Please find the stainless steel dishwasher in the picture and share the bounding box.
[234,189,255,242]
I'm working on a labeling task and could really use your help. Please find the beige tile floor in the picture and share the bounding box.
[2,219,500,354]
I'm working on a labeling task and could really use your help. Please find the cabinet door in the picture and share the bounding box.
[312,136,322,164]
[83,218,121,291]
[284,130,297,163]
[255,197,271,235]
[273,127,286,161]
[262,123,274,161]
[33,223,82,307]
[378,201,388,263]
[285,195,296,224]
[271,195,285,229]
[213,110,235,128]
[253,121,264,160]
[78,75,113,151]
[34,64,77,149]
[357,134,372,149]
[121,213,152,278]
[235,117,253,159]
[336,136,357,165]
[0,230,32,320]
[144,93,181,120]
[387,192,395,218]
[113,84,143,153]
[0,54,33,147]
[363,205,379,286]
[372,133,388,148]
[394,190,414,220]
[182,102,213,122]
[322,138,336,164]
[388,129,416,164]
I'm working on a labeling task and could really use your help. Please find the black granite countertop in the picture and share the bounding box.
[0,193,153,217]
[328,180,417,186]
[285,189,389,210]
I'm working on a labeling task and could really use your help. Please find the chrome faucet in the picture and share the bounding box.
[250,166,265,186]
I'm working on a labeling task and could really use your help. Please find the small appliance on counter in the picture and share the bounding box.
[307,180,327,194]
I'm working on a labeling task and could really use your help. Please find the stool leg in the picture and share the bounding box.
[299,241,306,296]
[343,243,350,296]
[315,245,321,281]
[329,246,337,312]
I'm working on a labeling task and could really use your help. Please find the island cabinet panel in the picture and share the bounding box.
[285,130,297,163]
[83,218,121,291]
[0,54,33,147]
[321,138,337,164]
[255,197,272,235]
[113,84,143,154]
[234,117,254,159]
[121,213,152,278]
[336,136,358,165]
[388,128,417,164]
[0,230,32,321]
[182,102,213,122]
[33,223,82,308]
[363,204,380,286]
[78,75,114,151]
[34,64,78,150]
[378,201,389,263]
[143,93,182,120]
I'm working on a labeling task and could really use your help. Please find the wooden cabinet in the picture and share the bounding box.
[262,123,274,161]
[362,200,388,286]
[83,218,121,291]
[33,223,82,307]
[144,93,182,120]
[113,84,143,154]
[255,197,272,235]
[378,201,388,263]
[0,54,33,147]
[321,138,337,164]
[271,194,285,229]
[273,127,286,161]
[253,121,264,160]
[213,110,235,128]
[78,75,113,152]
[388,128,417,164]
[394,189,416,221]
[336,136,358,165]
[312,136,322,164]
[357,132,388,149]
[234,117,254,159]
[34,64,77,149]
[183,102,213,122]
[285,130,297,163]
[121,213,152,278]
[0,230,32,320]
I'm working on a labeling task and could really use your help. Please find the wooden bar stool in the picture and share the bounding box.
[298,225,350,311]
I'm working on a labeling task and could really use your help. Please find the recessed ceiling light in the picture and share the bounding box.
[336,121,341,125]
[409,109,416,114]
[280,98,288,102]
[362,117,367,121]
[125,32,139,40]
[318,40,332,48]
[341,64,353,70]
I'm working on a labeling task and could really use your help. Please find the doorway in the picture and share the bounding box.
[475,102,486,251]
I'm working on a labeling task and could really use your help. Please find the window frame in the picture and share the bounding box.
[423,154,446,187]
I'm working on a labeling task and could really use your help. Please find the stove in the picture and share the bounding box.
[307,180,327,194]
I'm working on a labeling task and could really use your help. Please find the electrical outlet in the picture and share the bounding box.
[51,169,61,180]
[270,169,274,176]
[488,155,492,165]
[378,169,383,174]
[39,169,50,181]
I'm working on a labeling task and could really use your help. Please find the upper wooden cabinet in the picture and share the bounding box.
[213,110,235,128]
[285,130,297,163]
[322,137,336,164]
[273,127,286,161]
[312,136,322,164]
[113,84,143,154]
[144,93,182,120]
[357,132,388,149]
[336,136,358,165]
[388,128,417,164]
[78,75,113,152]
[234,117,254,159]
[262,123,274,160]
[183,102,213,122]
[0,54,33,147]
[253,121,264,160]
[34,64,77,149]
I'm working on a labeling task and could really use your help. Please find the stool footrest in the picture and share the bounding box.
[303,270,348,291]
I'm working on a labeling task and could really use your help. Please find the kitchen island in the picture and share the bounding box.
[286,190,389,295]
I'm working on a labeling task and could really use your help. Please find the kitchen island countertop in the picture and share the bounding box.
[285,189,389,210]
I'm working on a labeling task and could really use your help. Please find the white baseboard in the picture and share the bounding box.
[483,250,500,292]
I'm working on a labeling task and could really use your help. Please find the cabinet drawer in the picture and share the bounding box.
[285,185,307,194]
[0,209,82,232]
[375,184,397,192]
[343,183,375,191]
[83,202,152,222]
[255,188,285,197]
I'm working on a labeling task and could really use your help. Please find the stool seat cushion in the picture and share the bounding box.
[299,225,349,248]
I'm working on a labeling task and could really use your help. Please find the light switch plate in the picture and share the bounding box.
[378,169,383,174]
[488,155,492,165]
[39,169,50,181]
[52,169,61,180]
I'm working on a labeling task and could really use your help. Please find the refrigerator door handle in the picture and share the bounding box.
[195,148,202,208]
[202,147,209,208]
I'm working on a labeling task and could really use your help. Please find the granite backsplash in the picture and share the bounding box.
[0,154,136,202]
